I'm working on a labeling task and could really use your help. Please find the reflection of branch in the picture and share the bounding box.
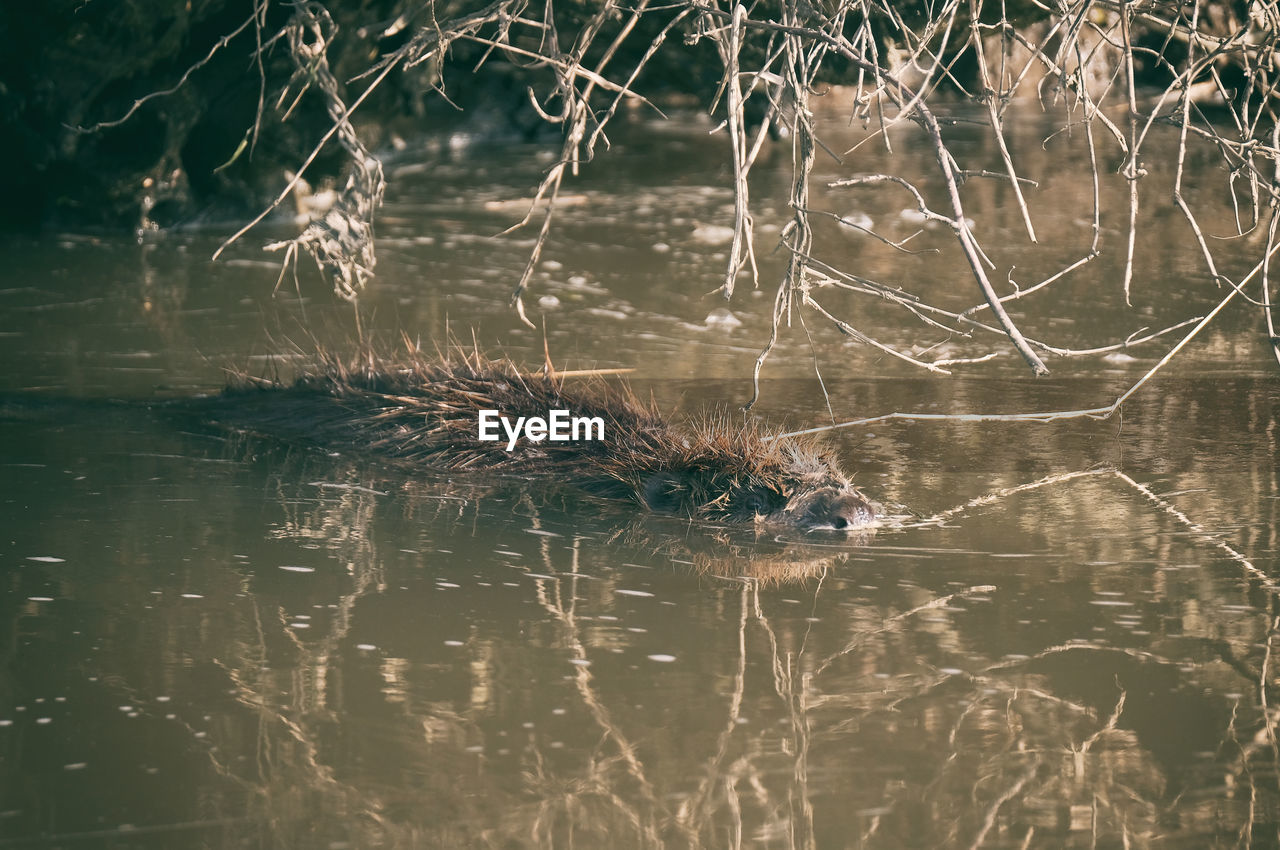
[811,584,997,679]
[908,468,1111,527]
[1112,469,1275,593]
[1235,615,1280,824]
[752,579,818,847]
[1079,687,1127,755]
[894,464,1271,600]
[525,538,676,844]
[675,581,751,830]
[964,758,1040,850]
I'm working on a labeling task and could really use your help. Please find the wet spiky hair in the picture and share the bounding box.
[215,347,867,525]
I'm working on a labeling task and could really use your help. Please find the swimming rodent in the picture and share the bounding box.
[209,351,876,532]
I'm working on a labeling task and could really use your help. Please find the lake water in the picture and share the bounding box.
[1,100,1278,848]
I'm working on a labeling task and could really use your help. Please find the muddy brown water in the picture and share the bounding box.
[1,103,1278,848]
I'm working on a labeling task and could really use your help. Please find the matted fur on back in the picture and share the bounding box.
[213,350,875,530]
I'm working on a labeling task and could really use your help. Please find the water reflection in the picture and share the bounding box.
[2,99,1278,848]
[1,378,1277,847]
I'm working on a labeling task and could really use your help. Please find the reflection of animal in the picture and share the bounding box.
[214,352,876,532]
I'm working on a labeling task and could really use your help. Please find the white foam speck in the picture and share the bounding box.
[691,223,735,245]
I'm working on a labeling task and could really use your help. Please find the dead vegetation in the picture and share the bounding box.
[83,1,1280,385]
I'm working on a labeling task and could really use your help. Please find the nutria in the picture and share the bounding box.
[207,351,876,532]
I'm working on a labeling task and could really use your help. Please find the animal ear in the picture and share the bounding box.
[642,473,685,513]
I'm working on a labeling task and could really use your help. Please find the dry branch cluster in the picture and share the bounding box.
[202,0,1280,379]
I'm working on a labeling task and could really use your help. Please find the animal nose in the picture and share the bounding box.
[828,495,874,530]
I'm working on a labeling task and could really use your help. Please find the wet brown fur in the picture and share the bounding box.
[215,349,875,530]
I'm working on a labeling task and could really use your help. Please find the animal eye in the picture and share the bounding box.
[643,473,683,512]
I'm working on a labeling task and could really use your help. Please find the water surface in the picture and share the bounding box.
[1,102,1278,848]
